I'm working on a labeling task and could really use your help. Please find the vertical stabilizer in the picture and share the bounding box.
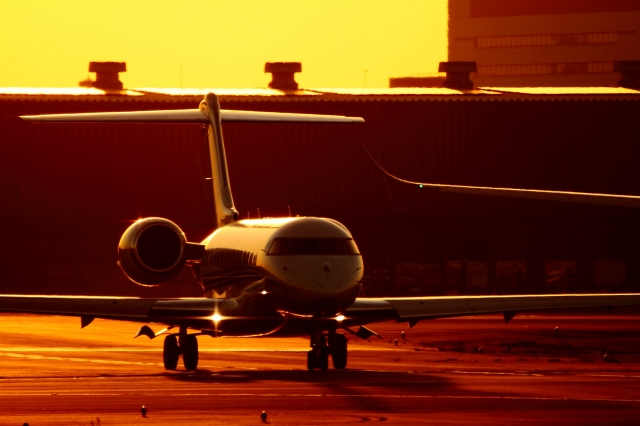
[199,93,238,228]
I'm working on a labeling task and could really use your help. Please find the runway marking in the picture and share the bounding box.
[584,374,640,378]
[1,392,639,403]
[449,370,544,376]
[0,347,307,352]
[449,370,640,379]
[0,352,163,366]
[0,346,393,353]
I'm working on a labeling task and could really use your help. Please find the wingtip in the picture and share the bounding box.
[20,115,41,121]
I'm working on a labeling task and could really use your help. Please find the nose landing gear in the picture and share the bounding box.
[162,327,199,371]
[331,333,348,370]
[307,331,348,371]
[307,338,329,371]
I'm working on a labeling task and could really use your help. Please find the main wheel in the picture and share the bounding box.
[307,349,316,371]
[163,334,179,370]
[182,334,199,371]
[318,346,329,372]
[331,334,348,370]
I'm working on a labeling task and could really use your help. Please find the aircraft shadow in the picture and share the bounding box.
[165,368,453,412]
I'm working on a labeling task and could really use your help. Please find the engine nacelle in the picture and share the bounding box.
[118,217,188,286]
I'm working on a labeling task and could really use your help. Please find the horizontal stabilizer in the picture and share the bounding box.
[21,109,364,123]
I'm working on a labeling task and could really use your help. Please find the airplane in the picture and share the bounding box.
[1,92,640,372]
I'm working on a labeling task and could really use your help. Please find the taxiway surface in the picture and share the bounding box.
[1,311,640,425]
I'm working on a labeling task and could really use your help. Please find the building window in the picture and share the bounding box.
[476,32,622,48]
[477,61,614,76]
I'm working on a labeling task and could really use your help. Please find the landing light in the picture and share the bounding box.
[211,312,222,323]
[336,315,345,322]
[261,290,267,295]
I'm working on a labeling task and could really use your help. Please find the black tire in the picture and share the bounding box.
[331,334,348,370]
[163,334,179,370]
[307,349,316,371]
[318,347,329,372]
[182,334,199,371]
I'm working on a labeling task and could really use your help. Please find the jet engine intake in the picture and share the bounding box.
[118,218,190,286]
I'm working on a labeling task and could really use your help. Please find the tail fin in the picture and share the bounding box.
[200,93,238,227]
[21,92,365,228]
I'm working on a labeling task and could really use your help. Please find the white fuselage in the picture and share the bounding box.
[198,217,364,316]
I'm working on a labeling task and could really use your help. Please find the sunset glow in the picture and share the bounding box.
[0,0,447,89]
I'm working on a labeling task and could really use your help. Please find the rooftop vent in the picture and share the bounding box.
[265,62,301,91]
[79,62,126,91]
[438,61,477,90]
[389,75,446,88]
[615,61,640,90]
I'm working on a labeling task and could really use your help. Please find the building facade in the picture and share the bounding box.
[449,0,640,87]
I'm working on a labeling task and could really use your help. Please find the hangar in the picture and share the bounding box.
[1,62,639,297]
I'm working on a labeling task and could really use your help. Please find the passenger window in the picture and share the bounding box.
[268,238,291,255]
[289,238,321,255]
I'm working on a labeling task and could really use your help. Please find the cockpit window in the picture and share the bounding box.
[267,238,291,255]
[267,238,360,255]
[320,238,354,255]
[290,238,321,255]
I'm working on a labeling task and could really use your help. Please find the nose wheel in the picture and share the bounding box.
[307,346,329,371]
[307,332,348,371]
[162,328,199,371]
[331,333,348,370]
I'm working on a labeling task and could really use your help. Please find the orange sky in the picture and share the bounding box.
[0,0,447,89]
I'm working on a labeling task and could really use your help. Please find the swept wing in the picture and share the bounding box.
[362,144,640,208]
[346,294,640,325]
[0,295,217,324]
[3,293,640,330]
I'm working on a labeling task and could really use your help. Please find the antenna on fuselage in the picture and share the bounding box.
[199,93,239,229]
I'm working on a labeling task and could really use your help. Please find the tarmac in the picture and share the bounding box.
[1,310,640,425]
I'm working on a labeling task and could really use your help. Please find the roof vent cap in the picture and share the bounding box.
[615,61,640,90]
[79,62,126,91]
[265,62,301,91]
[438,61,476,90]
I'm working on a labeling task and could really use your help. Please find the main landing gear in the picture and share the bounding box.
[163,327,199,371]
[307,331,348,371]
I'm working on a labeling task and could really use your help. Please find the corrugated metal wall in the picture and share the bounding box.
[1,94,639,297]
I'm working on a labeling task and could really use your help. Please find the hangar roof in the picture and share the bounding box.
[0,86,637,102]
